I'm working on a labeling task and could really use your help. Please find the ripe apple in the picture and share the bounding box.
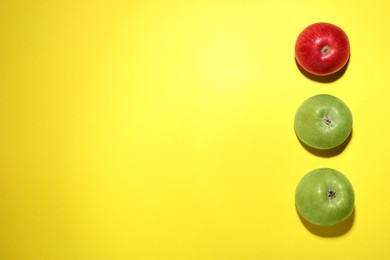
[295,168,355,226]
[295,22,350,76]
[294,94,352,150]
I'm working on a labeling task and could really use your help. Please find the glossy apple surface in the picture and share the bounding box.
[294,94,352,150]
[295,168,355,226]
[295,22,350,76]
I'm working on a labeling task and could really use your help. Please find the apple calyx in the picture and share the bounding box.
[320,44,334,60]
[323,115,333,126]
[320,45,331,55]
[327,189,336,200]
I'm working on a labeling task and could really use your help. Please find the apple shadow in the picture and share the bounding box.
[295,56,350,83]
[297,207,355,237]
[296,129,353,158]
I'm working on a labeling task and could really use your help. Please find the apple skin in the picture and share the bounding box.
[295,168,355,226]
[294,94,352,150]
[295,22,350,76]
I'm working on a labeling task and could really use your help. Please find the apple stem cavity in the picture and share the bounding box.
[327,189,337,200]
[321,45,330,55]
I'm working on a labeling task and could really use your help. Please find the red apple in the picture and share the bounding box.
[295,22,350,76]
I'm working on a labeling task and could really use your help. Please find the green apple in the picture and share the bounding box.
[294,94,353,150]
[295,168,355,226]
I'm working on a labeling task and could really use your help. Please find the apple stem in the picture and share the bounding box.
[327,189,336,200]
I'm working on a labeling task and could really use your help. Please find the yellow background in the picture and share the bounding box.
[1,0,389,259]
